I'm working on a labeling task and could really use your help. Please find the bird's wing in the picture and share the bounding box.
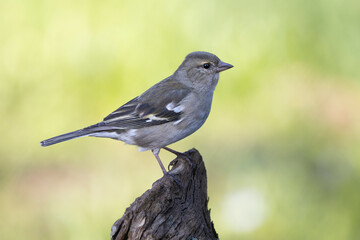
[97,79,191,130]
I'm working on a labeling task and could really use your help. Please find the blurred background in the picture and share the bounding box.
[1,0,360,239]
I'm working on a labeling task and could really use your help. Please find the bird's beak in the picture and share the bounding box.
[217,61,234,73]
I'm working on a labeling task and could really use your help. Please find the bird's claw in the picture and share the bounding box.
[164,172,182,188]
[167,153,193,171]
[168,158,178,171]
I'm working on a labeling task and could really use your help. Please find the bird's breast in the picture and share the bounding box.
[176,92,213,131]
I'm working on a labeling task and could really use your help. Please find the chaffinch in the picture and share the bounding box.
[41,51,233,175]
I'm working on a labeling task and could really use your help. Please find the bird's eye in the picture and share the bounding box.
[203,63,210,69]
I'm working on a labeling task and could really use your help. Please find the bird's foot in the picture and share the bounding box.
[163,147,194,169]
[164,172,182,188]
[168,158,178,171]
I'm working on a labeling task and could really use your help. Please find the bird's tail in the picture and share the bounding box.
[41,128,93,147]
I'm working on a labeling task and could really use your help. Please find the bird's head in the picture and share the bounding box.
[176,51,233,92]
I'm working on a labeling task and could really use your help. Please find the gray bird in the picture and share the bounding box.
[41,51,233,175]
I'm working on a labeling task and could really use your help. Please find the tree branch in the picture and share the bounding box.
[110,148,218,240]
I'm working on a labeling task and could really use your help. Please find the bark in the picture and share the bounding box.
[110,148,218,240]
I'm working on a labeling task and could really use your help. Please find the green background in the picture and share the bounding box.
[1,0,360,239]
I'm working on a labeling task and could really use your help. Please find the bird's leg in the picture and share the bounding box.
[163,146,193,170]
[152,149,182,188]
[152,149,167,175]
[163,146,184,156]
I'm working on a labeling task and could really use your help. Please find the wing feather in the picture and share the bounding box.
[97,81,191,130]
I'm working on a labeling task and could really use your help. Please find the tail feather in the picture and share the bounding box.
[41,129,92,147]
[41,121,126,147]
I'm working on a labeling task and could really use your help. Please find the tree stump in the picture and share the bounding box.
[110,148,218,240]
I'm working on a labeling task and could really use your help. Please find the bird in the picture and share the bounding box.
[41,51,233,176]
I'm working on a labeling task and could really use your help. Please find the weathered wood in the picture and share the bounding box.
[110,148,218,240]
